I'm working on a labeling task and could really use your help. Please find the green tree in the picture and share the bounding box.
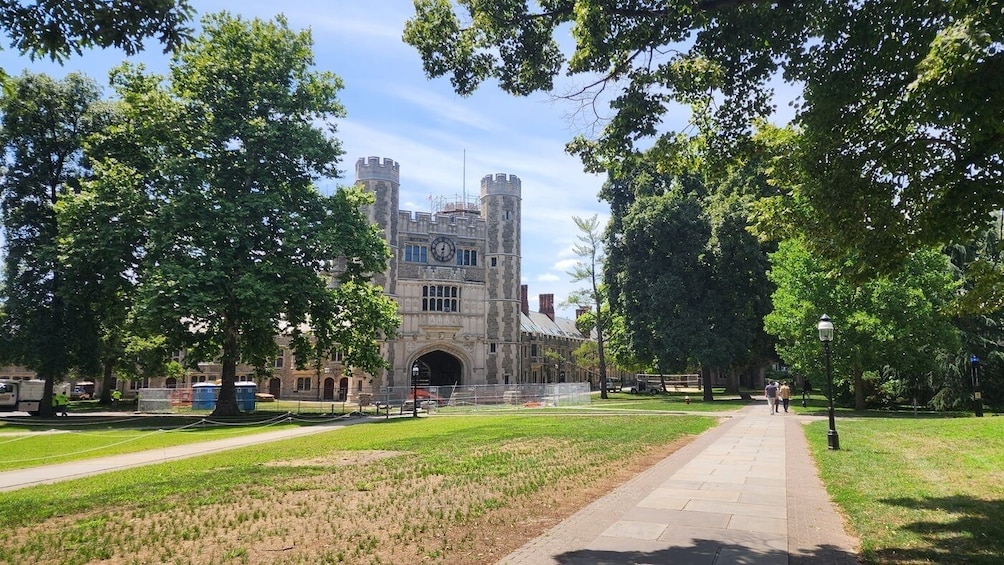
[704,194,775,395]
[90,13,398,416]
[605,177,713,395]
[56,157,166,404]
[405,2,1003,278]
[0,72,110,416]
[564,214,611,397]
[1,0,192,63]
[765,239,960,410]
[940,220,1004,411]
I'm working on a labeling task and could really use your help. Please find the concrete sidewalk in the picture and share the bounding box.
[498,404,860,564]
[0,418,360,492]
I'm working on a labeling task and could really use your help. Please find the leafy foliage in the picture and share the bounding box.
[765,240,960,409]
[405,1,1004,276]
[0,0,193,62]
[65,13,399,415]
[0,72,111,414]
[563,214,610,396]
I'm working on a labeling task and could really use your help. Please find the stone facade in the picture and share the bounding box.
[3,157,609,401]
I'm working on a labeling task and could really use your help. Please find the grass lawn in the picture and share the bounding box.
[0,414,322,472]
[587,390,753,412]
[0,413,716,565]
[807,416,1004,565]
[0,391,743,473]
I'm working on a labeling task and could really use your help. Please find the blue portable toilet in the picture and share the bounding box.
[191,383,221,410]
[235,381,257,412]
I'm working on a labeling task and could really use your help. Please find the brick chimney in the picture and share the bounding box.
[575,307,590,320]
[539,293,555,321]
[521,284,529,315]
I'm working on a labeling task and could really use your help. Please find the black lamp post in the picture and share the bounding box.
[411,363,419,418]
[971,355,984,418]
[818,314,839,450]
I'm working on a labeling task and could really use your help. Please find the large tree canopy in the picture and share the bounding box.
[1,0,193,63]
[405,1,1003,275]
[81,13,399,416]
[765,239,960,410]
[0,72,112,415]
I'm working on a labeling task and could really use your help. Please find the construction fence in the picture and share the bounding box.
[138,382,592,414]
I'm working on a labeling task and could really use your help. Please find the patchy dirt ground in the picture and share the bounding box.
[5,437,694,565]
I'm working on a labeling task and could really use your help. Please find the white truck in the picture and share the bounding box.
[0,379,53,415]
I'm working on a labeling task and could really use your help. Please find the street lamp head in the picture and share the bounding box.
[818,314,834,342]
[412,364,419,377]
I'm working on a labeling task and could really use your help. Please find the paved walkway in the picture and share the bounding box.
[498,403,861,564]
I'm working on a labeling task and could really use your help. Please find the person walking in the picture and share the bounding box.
[111,389,122,406]
[55,391,69,417]
[779,381,792,413]
[764,381,779,415]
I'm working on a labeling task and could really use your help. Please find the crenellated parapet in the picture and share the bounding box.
[355,156,400,183]
[398,210,487,239]
[480,173,521,196]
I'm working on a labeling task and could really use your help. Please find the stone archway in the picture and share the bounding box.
[413,350,463,387]
[323,377,335,401]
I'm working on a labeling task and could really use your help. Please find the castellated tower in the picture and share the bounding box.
[355,157,400,388]
[355,157,399,295]
[481,173,521,385]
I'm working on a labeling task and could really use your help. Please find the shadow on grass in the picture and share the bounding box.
[871,495,1004,565]
[552,538,860,564]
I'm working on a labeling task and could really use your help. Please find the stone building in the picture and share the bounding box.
[4,157,609,402]
[354,156,590,397]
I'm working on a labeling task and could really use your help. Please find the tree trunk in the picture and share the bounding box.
[597,324,608,400]
[36,373,55,418]
[853,367,865,411]
[724,367,740,395]
[701,365,714,402]
[100,359,114,404]
[211,316,242,417]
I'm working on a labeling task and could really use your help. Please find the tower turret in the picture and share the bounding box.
[481,173,521,384]
[355,157,400,390]
[355,157,399,294]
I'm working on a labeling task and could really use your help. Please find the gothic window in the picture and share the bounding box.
[296,377,311,391]
[274,352,284,368]
[422,285,461,312]
[456,249,477,266]
[404,244,428,263]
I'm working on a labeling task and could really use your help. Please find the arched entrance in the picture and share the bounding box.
[323,377,335,401]
[268,377,281,398]
[337,377,349,401]
[412,350,463,387]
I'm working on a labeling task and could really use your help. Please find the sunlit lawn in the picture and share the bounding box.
[0,388,739,474]
[0,414,315,472]
[0,414,716,564]
[808,416,1004,565]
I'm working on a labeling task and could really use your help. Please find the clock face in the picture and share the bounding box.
[430,236,456,262]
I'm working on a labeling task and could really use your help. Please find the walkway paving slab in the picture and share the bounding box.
[498,404,861,564]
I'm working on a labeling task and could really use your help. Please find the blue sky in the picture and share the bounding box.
[0,0,632,320]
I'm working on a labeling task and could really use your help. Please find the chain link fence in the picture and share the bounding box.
[139,382,591,415]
